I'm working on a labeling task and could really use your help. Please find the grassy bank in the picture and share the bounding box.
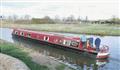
[0,42,49,70]
[1,22,120,36]
[0,40,75,70]
[55,64,66,70]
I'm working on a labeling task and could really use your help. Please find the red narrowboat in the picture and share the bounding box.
[12,28,109,59]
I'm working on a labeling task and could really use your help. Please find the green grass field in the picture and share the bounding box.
[1,22,120,36]
[0,42,49,70]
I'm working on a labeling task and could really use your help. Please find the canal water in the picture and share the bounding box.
[0,28,120,70]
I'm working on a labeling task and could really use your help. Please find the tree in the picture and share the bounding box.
[44,16,51,20]
[85,16,88,22]
[77,16,81,21]
[24,15,31,20]
[54,15,61,23]
[13,15,18,21]
[68,15,75,22]
[66,15,76,24]
[8,16,13,21]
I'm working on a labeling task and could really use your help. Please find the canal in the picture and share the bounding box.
[0,28,120,70]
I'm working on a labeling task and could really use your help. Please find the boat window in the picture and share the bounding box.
[63,40,71,46]
[70,41,79,47]
[59,40,63,44]
[27,33,31,38]
[44,36,49,41]
[14,31,18,35]
[20,32,24,36]
[54,39,58,42]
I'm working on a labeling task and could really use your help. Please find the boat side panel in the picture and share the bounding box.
[12,29,97,54]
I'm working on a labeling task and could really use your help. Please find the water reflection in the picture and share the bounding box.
[12,36,108,70]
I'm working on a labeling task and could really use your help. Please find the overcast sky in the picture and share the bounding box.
[1,0,119,20]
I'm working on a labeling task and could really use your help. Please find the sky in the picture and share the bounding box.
[0,0,119,20]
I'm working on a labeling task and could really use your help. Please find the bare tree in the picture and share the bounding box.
[8,16,13,21]
[69,15,75,22]
[54,15,61,23]
[24,15,31,20]
[65,15,76,24]
[77,16,81,21]
[44,16,51,20]
[13,15,18,21]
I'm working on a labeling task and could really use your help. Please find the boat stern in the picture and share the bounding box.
[96,45,109,59]
[96,52,109,59]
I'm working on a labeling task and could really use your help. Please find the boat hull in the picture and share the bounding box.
[11,28,109,58]
[12,34,91,54]
[96,52,109,59]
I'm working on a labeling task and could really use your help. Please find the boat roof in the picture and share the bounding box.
[14,28,80,40]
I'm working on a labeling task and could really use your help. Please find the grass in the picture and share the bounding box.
[55,64,66,70]
[0,42,49,70]
[1,21,120,36]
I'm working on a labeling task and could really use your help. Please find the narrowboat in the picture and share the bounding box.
[12,28,109,59]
